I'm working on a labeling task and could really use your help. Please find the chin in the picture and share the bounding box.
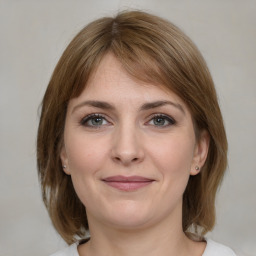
[92,200,155,230]
[107,214,153,230]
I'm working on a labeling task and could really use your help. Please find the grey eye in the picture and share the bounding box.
[90,116,104,126]
[148,115,176,127]
[153,117,167,126]
[81,114,108,127]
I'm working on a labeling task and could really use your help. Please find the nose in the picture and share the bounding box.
[111,123,145,166]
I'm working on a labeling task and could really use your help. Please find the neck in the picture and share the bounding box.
[78,204,205,256]
[88,226,187,256]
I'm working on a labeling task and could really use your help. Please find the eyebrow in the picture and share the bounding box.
[140,100,185,114]
[72,100,185,114]
[71,100,114,113]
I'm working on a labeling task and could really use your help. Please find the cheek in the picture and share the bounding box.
[66,133,108,172]
[64,133,110,203]
[148,133,195,184]
[152,133,194,162]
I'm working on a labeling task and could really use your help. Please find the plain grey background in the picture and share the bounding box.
[0,1,255,255]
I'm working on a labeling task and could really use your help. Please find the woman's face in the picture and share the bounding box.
[61,53,209,230]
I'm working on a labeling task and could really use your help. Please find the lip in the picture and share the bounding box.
[102,175,155,191]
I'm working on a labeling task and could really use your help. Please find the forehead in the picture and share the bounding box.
[70,53,187,109]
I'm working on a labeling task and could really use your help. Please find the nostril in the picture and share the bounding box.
[115,156,121,161]
[113,155,141,165]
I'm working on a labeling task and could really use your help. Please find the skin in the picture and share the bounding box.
[61,53,209,256]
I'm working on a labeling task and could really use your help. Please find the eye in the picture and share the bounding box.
[147,114,176,127]
[80,114,110,128]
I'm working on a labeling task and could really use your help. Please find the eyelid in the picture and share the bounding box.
[146,113,176,127]
[79,112,176,128]
[80,113,111,127]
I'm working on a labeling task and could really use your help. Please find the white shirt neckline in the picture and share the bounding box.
[52,238,236,256]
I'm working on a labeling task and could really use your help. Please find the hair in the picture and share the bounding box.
[37,10,228,244]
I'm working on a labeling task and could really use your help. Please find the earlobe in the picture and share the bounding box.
[60,146,71,175]
[190,130,210,176]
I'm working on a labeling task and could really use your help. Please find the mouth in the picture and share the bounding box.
[102,175,155,192]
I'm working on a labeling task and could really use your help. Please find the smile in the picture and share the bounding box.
[102,175,155,191]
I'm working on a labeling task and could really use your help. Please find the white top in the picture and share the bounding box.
[202,239,237,256]
[50,239,237,256]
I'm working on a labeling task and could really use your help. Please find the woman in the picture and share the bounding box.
[37,10,237,256]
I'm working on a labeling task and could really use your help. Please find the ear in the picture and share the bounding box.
[60,145,71,175]
[190,130,210,176]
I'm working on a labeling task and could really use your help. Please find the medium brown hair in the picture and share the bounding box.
[37,10,228,244]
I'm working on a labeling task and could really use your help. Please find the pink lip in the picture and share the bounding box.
[102,175,154,191]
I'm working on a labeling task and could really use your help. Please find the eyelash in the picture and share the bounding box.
[80,113,176,128]
[147,114,176,127]
[80,114,110,128]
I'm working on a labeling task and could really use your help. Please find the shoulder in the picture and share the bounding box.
[203,239,237,256]
[49,243,79,256]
